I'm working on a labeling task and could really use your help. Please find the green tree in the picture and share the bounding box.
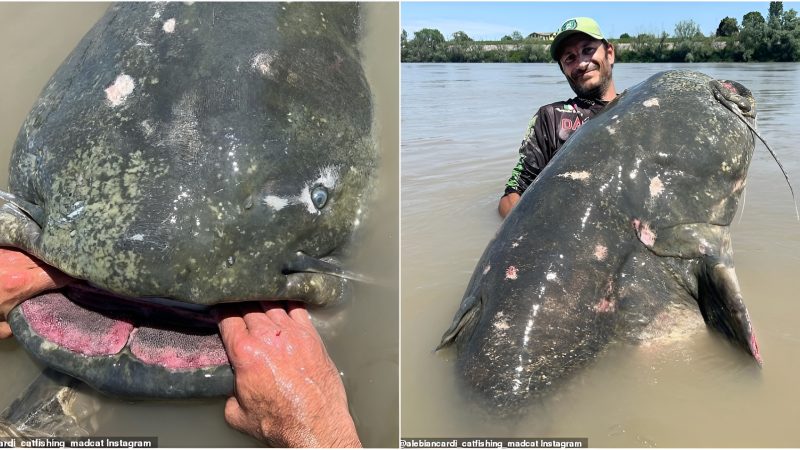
[401,29,408,61]
[451,31,472,43]
[741,11,769,60]
[406,28,446,62]
[767,3,800,61]
[511,31,524,41]
[716,17,740,36]
[501,35,512,41]
[619,33,631,39]
[674,20,702,40]
[769,1,784,28]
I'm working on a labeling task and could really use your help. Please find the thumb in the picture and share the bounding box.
[0,323,12,339]
[223,396,250,431]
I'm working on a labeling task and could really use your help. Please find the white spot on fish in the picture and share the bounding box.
[135,37,152,47]
[310,166,336,190]
[546,272,557,281]
[105,74,135,107]
[130,234,144,241]
[628,159,642,180]
[522,318,534,347]
[140,120,155,137]
[494,313,510,331]
[607,126,616,135]
[558,171,591,181]
[264,195,289,211]
[643,98,660,107]
[251,52,276,77]
[483,265,491,275]
[581,206,592,229]
[649,176,665,197]
[163,18,176,33]
[66,206,85,219]
[699,239,711,254]
[297,186,316,214]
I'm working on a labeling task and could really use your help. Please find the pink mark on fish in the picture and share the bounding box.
[594,244,608,261]
[104,74,135,107]
[750,329,763,364]
[594,298,615,313]
[632,219,656,247]
[505,266,518,280]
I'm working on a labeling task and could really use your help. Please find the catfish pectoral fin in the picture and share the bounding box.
[696,258,762,365]
[0,190,45,227]
[0,196,43,256]
[437,294,481,351]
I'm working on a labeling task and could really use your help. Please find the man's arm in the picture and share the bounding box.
[498,193,520,218]
[218,302,361,448]
[498,108,552,218]
[0,248,70,339]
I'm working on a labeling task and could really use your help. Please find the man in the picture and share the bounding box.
[498,17,618,218]
[0,249,361,447]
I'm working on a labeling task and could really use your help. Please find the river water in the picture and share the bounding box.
[0,3,398,447]
[401,62,800,446]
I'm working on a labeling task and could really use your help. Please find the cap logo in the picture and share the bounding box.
[561,19,577,32]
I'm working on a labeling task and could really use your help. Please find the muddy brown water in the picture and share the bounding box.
[0,3,398,447]
[402,62,800,447]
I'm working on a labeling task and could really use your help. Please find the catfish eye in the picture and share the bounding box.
[311,186,328,210]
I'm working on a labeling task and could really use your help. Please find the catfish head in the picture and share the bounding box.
[0,2,376,398]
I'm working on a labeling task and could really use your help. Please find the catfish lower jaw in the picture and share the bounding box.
[8,287,235,398]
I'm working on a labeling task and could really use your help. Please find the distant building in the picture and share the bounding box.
[528,31,557,41]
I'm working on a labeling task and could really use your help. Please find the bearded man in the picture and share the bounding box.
[498,17,618,218]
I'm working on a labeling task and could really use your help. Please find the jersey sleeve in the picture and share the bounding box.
[503,106,552,197]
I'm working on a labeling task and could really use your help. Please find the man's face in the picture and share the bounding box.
[558,34,614,100]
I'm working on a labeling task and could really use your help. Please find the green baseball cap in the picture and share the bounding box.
[550,17,606,61]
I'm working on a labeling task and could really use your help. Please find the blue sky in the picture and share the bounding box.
[401,2,774,40]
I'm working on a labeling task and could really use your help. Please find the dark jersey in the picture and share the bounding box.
[503,97,609,197]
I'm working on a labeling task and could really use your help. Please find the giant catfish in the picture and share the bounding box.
[0,2,376,398]
[439,70,763,412]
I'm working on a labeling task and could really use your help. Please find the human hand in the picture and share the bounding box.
[218,301,361,448]
[0,247,71,339]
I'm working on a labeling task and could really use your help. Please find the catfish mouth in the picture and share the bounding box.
[8,283,235,399]
[7,253,357,399]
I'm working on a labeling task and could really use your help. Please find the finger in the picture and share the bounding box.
[262,301,292,326]
[286,301,314,327]
[0,323,12,339]
[0,247,30,264]
[36,265,71,290]
[223,396,249,431]
[0,271,34,301]
[218,313,249,345]
[242,305,277,332]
